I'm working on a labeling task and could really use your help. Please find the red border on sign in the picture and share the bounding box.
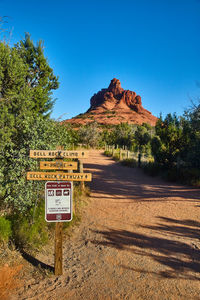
[46,213,72,221]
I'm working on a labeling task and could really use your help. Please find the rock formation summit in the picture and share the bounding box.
[64,78,158,126]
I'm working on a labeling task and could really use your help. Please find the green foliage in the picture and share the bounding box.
[110,123,136,147]
[100,129,112,145]
[134,125,151,153]
[104,150,113,157]
[0,217,12,243]
[151,113,183,167]
[121,158,137,168]
[0,115,75,212]
[10,198,49,250]
[113,152,120,161]
[181,102,200,168]
[0,32,87,253]
[78,122,100,147]
[15,33,59,116]
[0,37,73,213]
[148,108,200,185]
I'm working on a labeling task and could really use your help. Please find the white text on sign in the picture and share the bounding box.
[27,172,92,181]
[30,150,88,158]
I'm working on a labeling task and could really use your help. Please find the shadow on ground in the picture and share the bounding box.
[21,250,54,273]
[89,216,200,280]
[85,156,200,204]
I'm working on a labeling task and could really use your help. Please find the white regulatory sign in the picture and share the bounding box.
[45,181,72,222]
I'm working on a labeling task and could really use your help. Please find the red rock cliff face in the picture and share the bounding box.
[89,78,146,113]
[64,78,158,126]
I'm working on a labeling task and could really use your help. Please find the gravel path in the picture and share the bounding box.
[14,150,200,299]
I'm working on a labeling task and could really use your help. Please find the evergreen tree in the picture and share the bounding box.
[134,125,151,166]
[0,35,61,212]
[182,101,200,168]
[151,113,183,167]
[15,33,59,116]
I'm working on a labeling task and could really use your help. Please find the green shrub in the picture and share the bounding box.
[6,183,90,251]
[10,199,49,251]
[142,162,200,186]
[104,150,112,157]
[121,158,137,168]
[0,217,12,243]
[113,153,120,161]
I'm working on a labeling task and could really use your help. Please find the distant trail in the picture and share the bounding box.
[15,150,200,300]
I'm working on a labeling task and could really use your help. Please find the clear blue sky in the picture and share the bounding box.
[1,0,200,120]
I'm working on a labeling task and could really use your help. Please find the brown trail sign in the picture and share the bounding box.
[27,148,92,276]
[27,171,92,181]
[30,150,88,158]
[40,161,78,170]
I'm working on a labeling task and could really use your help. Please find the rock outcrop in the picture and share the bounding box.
[63,78,158,126]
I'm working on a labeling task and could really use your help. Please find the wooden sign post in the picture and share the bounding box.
[27,148,92,276]
[55,153,64,276]
[55,221,63,275]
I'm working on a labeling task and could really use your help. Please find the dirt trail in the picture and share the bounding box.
[14,150,200,299]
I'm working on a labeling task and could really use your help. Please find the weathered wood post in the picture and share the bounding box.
[55,222,63,275]
[127,150,129,159]
[119,148,122,161]
[55,147,64,276]
[112,145,114,157]
[78,159,85,191]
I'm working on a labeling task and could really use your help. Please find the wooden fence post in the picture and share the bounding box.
[119,148,122,161]
[126,150,129,159]
[112,145,114,157]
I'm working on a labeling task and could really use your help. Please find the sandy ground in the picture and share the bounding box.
[4,150,200,299]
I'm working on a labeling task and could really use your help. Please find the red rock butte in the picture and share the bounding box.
[63,78,158,126]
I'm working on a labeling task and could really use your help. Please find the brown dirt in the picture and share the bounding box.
[7,150,200,299]
[0,264,23,300]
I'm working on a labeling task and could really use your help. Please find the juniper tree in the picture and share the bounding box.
[15,33,59,116]
[0,35,60,212]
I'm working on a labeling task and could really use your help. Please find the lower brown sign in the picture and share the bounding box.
[27,172,92,181]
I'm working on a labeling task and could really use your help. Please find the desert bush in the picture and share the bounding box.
[104,150,112,157]
[10,198,49,251]
[0,217,12,243]
[121,158,137,168]
[78,122,100,148]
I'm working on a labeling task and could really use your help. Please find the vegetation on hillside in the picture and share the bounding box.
[100,109,200,186]
[0,32,80,253]
[149,107,200,185]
